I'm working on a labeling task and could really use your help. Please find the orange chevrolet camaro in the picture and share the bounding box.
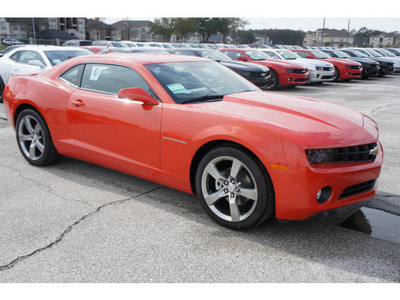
[3,54,383,229]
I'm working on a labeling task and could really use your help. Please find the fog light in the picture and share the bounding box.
[288,77,292,82]
[347,72,350,76]
[316,186,332,204]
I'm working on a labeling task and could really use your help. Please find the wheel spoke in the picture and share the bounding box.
[19,134,33,142]
[23,116,36,134]
[29,142,37,159]
[34,123,42,134]
[35,141,45,154]
[240,188,258,201]
[230,158,242,179]
[205,163,226,182]
[229,195,241,222]
[205,189,227,206]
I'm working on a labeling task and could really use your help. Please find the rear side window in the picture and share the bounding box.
[10,50,46,65]
[80,63,157,98]
[59,64,85,87]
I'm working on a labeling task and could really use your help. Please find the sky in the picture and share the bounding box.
[4,0,400,33]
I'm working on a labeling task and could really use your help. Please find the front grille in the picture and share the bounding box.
[294,78,308,82]
[306,142,378,164]
[348,65,361,70]
[339,179,376,199]
[323,67,333,71]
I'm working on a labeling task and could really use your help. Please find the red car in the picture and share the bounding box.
[292,49,363,81]
[219,48,309,89]
[3,54,383,229]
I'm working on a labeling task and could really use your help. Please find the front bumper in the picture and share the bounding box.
[279,72,309,87]
[339,67,362,80]
[309,69,335,82]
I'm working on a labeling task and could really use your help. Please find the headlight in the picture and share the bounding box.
[286,68,295,73]
[305,149,336,164]
[346,65,353,69]
[316,67,323,71]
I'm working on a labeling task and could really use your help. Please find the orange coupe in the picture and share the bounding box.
[3,54,383,229]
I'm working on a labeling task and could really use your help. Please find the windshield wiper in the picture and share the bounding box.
[180,94,225,104]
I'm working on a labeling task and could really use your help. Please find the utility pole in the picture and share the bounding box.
[321,17,325,46]
[346,19,351,47]
[32,18,36,44]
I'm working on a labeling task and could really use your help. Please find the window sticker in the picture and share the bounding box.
[52,59,61,65]
[167,83,186,93]
[89,66,108,81]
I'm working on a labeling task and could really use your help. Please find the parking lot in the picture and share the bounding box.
[0,75,399,283]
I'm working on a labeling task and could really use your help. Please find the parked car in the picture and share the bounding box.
[321,49,380,78]
[92,41,129,48]
[219,48,309,89]
[0,44,26,57]
[146,43,175,49]
[3,54,382,229]
[0,45,91,102]
[259,49,335,83]
[341,48,395,76]
[79,46,108,54]
[291,49,362,81]
[372,48,400,73]
[168,48,271,89]
[2,38,23,46]
[62,40,93,46]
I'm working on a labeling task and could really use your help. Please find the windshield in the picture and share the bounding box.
[377,49,395,57]
[44,49,91,66]
[244,50,270,60]
[198,50,232,61]
[364,49,382,57]
[145,61,259,104]
[347,50,368,58]
[330,50,351,58]
[276,50,299,60]
[310,51,330,59]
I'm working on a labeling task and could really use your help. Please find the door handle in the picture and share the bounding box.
[71,99,85,107]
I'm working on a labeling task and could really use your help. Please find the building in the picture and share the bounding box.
[85,18,116,41]
[370,33,400,48]
[111,20,155,42]
[48,18,85,40]
[304,29,354,47]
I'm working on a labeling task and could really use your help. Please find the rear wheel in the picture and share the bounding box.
[16,109,62,166]
[195,146,274,230]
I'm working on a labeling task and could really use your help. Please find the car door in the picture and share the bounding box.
[67,63,162,177]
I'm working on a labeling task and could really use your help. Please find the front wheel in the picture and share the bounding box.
[16,109,62,166]
[195,146,274,230]
[266,69,279,90]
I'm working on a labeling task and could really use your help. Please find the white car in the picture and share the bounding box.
[0,45,91,102]
[2,38,23,46]
[260,49,336,83]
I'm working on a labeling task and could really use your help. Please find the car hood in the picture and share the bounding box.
[220,60,269,72]
[345,57,379,64]
[324,58,361,65]
[295,58,334,68]
[195,91,364,134]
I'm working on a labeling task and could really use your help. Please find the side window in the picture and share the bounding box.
[59,64,84,87]
[13,50,46,65]
[265,51,281,59]
[10,51,22,62]
[80,64,157,98]
[295,51,309,58]
[222,51,245,61]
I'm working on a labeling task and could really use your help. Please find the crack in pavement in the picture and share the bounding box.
[0,164,94,208]
[0,186,162,272]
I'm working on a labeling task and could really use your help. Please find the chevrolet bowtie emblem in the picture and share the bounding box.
[370,145,379,156]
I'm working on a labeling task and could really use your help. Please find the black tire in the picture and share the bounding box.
[15,109,62,166]
[266,69,279,90]
[0,77,4,103]
[333,67,340,81]
[195,146,274,230]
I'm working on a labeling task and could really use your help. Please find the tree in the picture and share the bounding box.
[173,18,198,42]
[237,30,256,44]
[214,18,247,43]
[150,18,175,42]
[198,18,219,42]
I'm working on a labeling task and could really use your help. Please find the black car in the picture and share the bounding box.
[167,48,271,89]
[321,49,380,78]
[341,49,394,77]
[386,48,400,56]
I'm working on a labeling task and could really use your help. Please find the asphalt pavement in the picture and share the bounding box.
[0,75,399,283]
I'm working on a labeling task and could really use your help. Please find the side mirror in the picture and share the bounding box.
[118,87,159,105]
[28,60,46,68]
[237,56,248,62]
